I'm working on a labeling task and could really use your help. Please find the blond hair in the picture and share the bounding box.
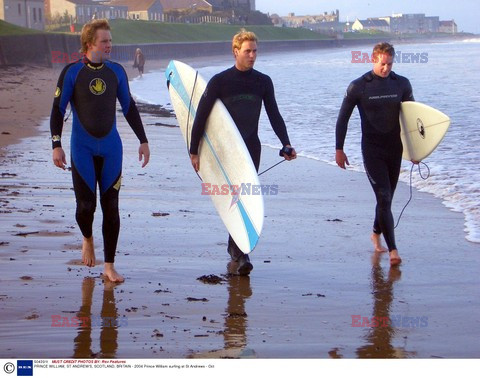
[232,29,258,54]
[372,42,395,57]
[80,19,111,53]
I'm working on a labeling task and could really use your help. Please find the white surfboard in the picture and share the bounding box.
[165,60,264,253]
[399,101,450,162]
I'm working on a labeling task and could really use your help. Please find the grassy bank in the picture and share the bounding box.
[49,19,331,44]
[2,19,474,43]
[0,20,44,36]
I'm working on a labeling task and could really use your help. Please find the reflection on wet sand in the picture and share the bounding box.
[72,277,121,358]
[355,252,416,358]
[191,262,255,358]
[224,272,253,355]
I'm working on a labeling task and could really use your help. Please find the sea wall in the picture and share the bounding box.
[0,33,383,67]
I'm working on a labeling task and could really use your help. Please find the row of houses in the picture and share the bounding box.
[0,2,459,34]
[0,0,256,30]
[271,10,341,35]
[351,13,457,34]
[272,11,458,35]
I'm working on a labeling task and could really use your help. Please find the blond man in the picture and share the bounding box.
[189,29,296,275]
[50,19,150,282]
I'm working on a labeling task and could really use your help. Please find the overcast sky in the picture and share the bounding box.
[255,0,479,34]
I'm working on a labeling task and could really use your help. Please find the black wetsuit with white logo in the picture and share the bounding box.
[336,70,414,251]
[190,66,291,171]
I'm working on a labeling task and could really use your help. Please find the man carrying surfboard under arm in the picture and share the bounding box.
[50,19,150,282]
[189,29,296,275]
[335,42,414,267]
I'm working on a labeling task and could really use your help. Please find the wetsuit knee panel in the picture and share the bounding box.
[376,188,393,208]
[100,196,119,216]
[76,199,96,216]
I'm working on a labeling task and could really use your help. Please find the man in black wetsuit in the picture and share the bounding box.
[50,19,150,282]
[335,42,414,266]
[189,29,297,275]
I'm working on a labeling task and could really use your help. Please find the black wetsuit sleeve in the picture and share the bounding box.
[50,64,74,149]
[263,76,291,146]
[335,82,358,150]
[402,79,415,102]
[124,99,148,144]
[189,76,219,155]
[116,64,148,144]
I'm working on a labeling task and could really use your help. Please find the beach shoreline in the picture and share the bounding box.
[1,51,479,361]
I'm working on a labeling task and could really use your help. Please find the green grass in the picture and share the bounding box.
[47,19,332,44]
[342,30,391,39]
[0,19,45,36]
[7,19,466,44]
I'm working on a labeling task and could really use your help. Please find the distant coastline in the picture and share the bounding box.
[0,31,473,67]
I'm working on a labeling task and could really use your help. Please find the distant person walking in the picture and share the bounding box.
[133,48,145,78]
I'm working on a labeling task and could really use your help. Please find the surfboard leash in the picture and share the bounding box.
[394,161,431,229]
[258,159,286,176]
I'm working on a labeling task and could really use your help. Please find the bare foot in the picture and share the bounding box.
[103,263,125,283]
[82,236,95,267]
[389,249,402,267]
[371,233,388,253]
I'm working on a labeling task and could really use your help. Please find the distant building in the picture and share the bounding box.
[388,13,439,34]
[439,20,457,34]
[208,1,255,11]
[279,10,341,34]
[352,18,390,33]
[47,0,128,23]
[159,0,212,14]
[0,0,45,30]
[106,0,164,20]
[269,13,282,27]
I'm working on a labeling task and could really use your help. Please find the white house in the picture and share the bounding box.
[352,18,390,33]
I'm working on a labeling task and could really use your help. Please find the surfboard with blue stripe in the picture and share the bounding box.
[166,60,263,253]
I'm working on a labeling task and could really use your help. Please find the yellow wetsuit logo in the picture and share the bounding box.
[89,78,107,95]
[54,87,61,97]
[113,176,122,191]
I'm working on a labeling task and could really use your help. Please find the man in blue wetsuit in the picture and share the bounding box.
[189,29,297,275]
[335,42,415,266]
[50,19,150,282]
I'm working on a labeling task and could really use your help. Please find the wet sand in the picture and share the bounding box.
[0,62,480,361]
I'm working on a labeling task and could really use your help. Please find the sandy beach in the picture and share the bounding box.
[0,59,479,365]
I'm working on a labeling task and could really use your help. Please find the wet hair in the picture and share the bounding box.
[232,28,258,55]
[80,19,111,53]
[372,42,395,57]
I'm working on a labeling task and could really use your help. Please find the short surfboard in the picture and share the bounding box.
[399,101,451,162]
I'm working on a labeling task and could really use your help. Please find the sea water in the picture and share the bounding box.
[129,39,480,244]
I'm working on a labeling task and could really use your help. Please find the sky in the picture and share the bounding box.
[255,0,479,34]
